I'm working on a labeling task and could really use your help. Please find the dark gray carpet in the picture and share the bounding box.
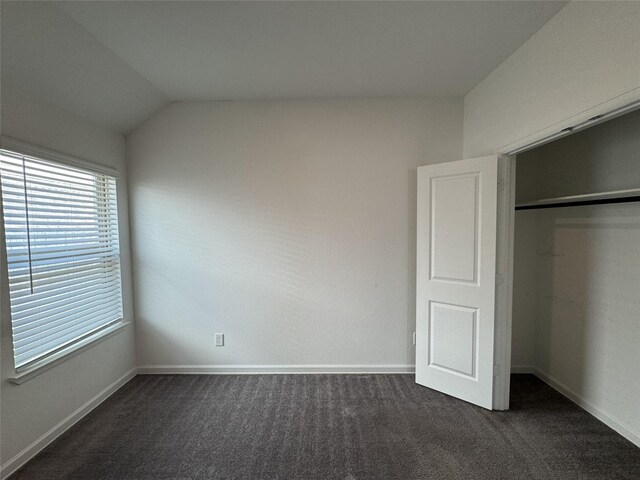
[10,374,640,480]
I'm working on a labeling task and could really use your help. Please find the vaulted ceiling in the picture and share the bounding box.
[1,1,567,133]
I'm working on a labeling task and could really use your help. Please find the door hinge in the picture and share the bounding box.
[497,179,505,191]
[493,364,501,377]
[495,273,503,285]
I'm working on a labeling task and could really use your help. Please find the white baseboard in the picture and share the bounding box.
[532,368,640,448]
[137,364,416,375]
[0,369,137,480]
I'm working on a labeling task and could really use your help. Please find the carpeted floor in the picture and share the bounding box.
[9,374,640,480]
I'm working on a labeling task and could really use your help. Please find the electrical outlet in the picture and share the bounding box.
[215,333,224,347]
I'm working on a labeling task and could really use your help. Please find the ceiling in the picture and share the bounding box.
[1,1,567,133]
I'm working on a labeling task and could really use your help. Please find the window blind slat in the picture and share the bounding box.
[11,280,121,317]
[8,255,120,275]
[1,188,116,207]
[2,158,115,184]
[6,241,119,251]
[13,296,122,339]
[15,319,121,368]
[9,264,121,292]
[4,169,99,189]
[14,308,123,353]
[1,148,123,369]
[8,263,120,290]
[8,247,120,264]
[1,153,111,180]
[8,241,119,255]
[3,201,117,212]
[6,232,116,241]
[10,272,121,305]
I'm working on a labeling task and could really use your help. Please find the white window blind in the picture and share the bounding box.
[0,148,123,370]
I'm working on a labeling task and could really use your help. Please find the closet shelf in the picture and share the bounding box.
[515,188,640,211]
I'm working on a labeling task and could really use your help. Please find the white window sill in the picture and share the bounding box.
[7,321,130,385]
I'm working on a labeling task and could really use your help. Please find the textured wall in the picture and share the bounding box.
[464,1,640,157]
[511,211,537,369]
[126,98,463,369]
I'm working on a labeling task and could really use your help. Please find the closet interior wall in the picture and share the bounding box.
[512,108,640,443]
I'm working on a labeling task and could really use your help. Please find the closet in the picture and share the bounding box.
[511,108,640,443]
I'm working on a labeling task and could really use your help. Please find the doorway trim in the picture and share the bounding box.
[492,156,515,410]
[491,97,640,411]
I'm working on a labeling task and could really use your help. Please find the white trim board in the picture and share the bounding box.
[499,87,640,156]
[532,368,640,448]
[0,369,137,480]
[137,364,416,375]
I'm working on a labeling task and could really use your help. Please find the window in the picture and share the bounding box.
[0,146,123,372]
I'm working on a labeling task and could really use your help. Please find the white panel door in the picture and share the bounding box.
[416,156,499,410]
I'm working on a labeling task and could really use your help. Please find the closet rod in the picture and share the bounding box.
[515,188,640,211]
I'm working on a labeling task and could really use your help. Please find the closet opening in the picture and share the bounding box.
[509,107,640,446]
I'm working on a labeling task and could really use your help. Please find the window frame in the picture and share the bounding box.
[0,136,127,384]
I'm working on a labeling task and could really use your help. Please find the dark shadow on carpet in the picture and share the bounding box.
[9,374,640,479]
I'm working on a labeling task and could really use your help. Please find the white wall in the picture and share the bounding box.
[0,84,136,471]
[514,109,640,444]
[464,1,640,158]
[510,211,537,369]
[127,98,462,370]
